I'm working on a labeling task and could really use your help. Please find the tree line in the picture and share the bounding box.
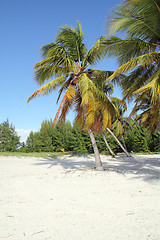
[0,119,160,154]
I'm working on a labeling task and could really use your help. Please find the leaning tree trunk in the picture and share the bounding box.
[87,129,104,171]
[121,134,128,152]
[100,125,115,157]
[106,128,131,157]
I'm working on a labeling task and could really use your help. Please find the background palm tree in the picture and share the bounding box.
[28,22,117,170]
[110,96,131,154]
[87,77,131,157]
[134,92,160,134]
[101,0,160,132]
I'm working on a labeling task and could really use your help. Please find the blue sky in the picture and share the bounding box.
[1,0,132,142]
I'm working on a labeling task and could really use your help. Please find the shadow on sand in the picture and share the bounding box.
[32,153,160,182]
[104,154,160,182]
[32,154,94,169]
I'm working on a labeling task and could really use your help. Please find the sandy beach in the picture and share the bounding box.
[0,154,160,240]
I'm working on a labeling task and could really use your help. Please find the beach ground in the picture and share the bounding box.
[0,154,160,240]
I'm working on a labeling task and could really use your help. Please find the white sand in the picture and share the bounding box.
[0,154,160,240]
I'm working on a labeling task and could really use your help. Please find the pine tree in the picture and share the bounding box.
[58,122,73,152]
[70,123,89,153]
[39,120,54,152]
[125,123,149,153]
[19,142,27,152]
[149,133,160,152]
[26,131,35,152]
[0,119,20,152]
[26,131,42,152]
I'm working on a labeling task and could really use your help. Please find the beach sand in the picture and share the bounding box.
[0,154,160,240]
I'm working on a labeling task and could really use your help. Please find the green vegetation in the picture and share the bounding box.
[0,151,67,157]
[1,119,160,155]
[21,120,160,154]
[24,120,94,154]
[0,119,20,152]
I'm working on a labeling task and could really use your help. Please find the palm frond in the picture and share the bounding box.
[58,85,76,123]
[108,0,160,42]
[83,101,98,130]
[34,64,68,84]
[121,64,156,100]
[56,75,75,104]
[135,66,160,103]
[76,21,83,41]
[102,36,157,65]
[78,73,95,105]
[52,94,67,127]
[87,69,114,83]
[52,85,76,127]
[56,23,87,63]
[111,120,123,139]
[110,96,127,112]
[27,76,66,103]
[136,100,160,133]
[107,51,160,81]
[34,43,76,84]
[83,37,106,66]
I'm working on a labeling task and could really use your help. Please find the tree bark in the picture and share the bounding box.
[100,126,115,157]
[87,129,104,171]
[106,127,131,157]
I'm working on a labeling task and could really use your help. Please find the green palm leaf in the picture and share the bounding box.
[109,0,160,42]
[107,51,160,80]
[56,22,87,64]
[52,85,76,127]
[83,37,106,66]
[135,66,160,103]
[78,73,96,105]
[120,64,156,100]
[102,36,158,65]
[27,76,66,102]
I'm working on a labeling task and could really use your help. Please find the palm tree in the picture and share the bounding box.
[101,0,160,130]
[110,97,130,151]
[87,77,131,157]
[134,92,160,134]
[28,22,117,170]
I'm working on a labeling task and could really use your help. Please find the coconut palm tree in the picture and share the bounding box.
[134,92,160,134]
[101,0,160,129]
[28,22,117,170]
[109,96,132,154]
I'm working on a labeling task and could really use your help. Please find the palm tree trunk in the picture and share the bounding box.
[106,127,131,157]
[87,129,104,171]
[99,126,115,157]
[121,134,128,152]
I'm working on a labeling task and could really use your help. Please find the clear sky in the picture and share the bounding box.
[1,0,131,142]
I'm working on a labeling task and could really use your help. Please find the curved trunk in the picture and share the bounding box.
[100,126,115,157]
[106,127,131,157]
[87,129,104,171]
